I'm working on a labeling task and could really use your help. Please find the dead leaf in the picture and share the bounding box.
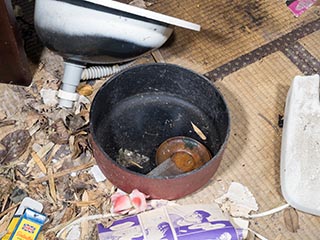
[71,133,91,159]
[77,84,93,96]
[60,206,76,224]
[49,119,70,145]
[0,176,13,202]
[191,122,207,140]
[0,143,6,160]
[66,114,87,133]
[0,130,31,164]
[284,207,299,233]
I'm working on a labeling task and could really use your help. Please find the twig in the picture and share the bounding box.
[129,160,143,169]
[67,200,101,207]
[0,120,16,128]
[46,214,83,235]
[1,196,9,212]
[31,161,94,183]
[257,113,281,136]
[0,202,20,219]
[191,121,207,140]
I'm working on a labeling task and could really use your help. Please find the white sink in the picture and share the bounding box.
[34,0,200,64]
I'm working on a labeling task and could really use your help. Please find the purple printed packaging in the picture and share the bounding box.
[98,204,245,240]
[286,0,317,17]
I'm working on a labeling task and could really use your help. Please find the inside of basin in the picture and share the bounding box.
[90,64,230,175]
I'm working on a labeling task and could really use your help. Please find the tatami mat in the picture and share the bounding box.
[150,1,319,74]
[177,51,320,239]
[299,30,320,60]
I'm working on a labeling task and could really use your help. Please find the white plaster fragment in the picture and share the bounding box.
[40,88,59,106]
[215,182,258,217]
[90,165,106,182]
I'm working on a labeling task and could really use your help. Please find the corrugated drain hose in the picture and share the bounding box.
[81,61,134,80]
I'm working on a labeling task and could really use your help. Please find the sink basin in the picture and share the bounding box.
[34,0,199,64]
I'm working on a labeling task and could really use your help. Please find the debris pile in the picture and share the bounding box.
[0,50,115,239]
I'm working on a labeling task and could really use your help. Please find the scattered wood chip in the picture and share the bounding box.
[45,144,61,166]
[35,142,55,159]
[31,152,47,174]
[0,130,31,164]
[32,161,95,184]
[28,122,41,136]
[48,167,57,202]
[284,207,299,233]
[0,206,15,234]
[191,121,207,140]
[80,191,90,239]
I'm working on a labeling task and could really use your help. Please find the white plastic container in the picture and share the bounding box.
[281,74,320,216]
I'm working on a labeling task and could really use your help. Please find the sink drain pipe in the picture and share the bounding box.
[58,61,133,108]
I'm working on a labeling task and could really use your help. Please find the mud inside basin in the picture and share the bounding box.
[90,63,230,199]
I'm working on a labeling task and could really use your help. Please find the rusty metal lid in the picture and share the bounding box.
[156,136,212,173]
